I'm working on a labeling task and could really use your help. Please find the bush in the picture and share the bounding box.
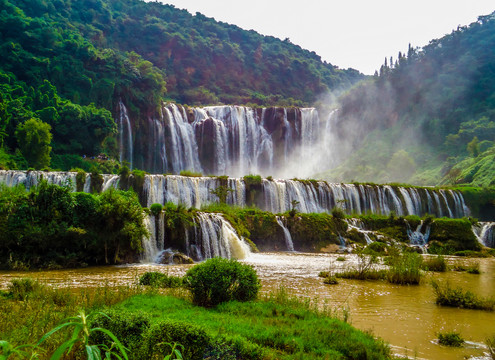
[366,241,388,255]
[139,272,183,288]
[438,331,464,347]
[140,320,211,360]
[150,203,163,216]
[184,258,260,307]
[243,174,262,186]
[89,309,151,355]
[422,255,447,272]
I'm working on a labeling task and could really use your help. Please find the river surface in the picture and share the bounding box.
[1,252,494,360]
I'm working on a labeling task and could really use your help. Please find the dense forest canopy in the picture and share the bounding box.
[324,12,495,186]
[0,0,362,171]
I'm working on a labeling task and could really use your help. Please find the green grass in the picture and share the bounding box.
[115,294,391,359]
[179,170,203,177]
[0,278,144,356]
[432,280,495,311]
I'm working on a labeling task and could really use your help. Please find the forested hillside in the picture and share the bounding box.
[325,13,495,187]
[0,0,362,171]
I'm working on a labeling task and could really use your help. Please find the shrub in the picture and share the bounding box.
[139,272,183,288]
[422,255,447,272]
[331,207,346,219]
[438,331,464,347]
[366,241,388,255]
[184,258,260,307]
[336,256,346,261]
[452,262,481,274]
[140,320,211,360]
[89,309,151,355]
[243,175,262,186]
[432,280,495,310]
[150,203,163,216]
[323,275,339,285]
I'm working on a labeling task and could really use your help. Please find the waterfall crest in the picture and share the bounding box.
[0,170,470,218]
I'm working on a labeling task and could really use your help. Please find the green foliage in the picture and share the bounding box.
[15,118,52,169]
[0,182,148,268]
[438,331,464,347]
[179,170,203,177]
[243,175,262,186]
[138,272,183,288]
[422,255,447,272]
[150,203,163,217]
[451,261,481,274]
[140,320,210,360]
[326,13,495,186]
[38,311,129,360]
[210,185,233,204]
[184,258,260,307]
[89,309,151,357]
[117,294,390,359]
[432,279,495,310]
[8,278,43,301]
[386,252,423,285]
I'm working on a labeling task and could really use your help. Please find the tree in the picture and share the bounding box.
[15,118,52,169]
[467,136,480,157]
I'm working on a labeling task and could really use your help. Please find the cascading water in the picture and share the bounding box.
[473,222,495,248]
[118,101,133,169]
[140,210,250,263]
[192,213,251,260]
[0,170,470,218]
[405,220,431,252]
[345,219,376,245]
[275,216,295,251]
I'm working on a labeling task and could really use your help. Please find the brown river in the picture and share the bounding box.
[1,252,494,360]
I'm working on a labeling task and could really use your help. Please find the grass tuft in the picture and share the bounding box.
[431,279,495,311]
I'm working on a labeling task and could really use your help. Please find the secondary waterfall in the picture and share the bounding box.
[118,101,133,169]
[141,211,251,263]
[406,220,431,250]
[0,170,470,218]
[276,216,295,251]
[473,222,495,248]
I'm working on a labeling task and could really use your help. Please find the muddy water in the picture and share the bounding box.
[1,253,494,360]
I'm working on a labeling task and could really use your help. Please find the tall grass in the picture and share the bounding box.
[386,252,423,285]
[421,255,447,272]
[0,278,143,355]
[431,279,495,311]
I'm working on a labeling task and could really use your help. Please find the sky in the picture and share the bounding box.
[158,1,495,75]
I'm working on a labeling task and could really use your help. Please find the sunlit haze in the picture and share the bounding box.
[156,0,495,74]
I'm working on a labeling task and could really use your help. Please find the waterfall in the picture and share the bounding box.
[473,222,495,248]
[345,218,375,244]
[276,216,295,251]
[118,101,133,169]
[192,213,251,260]
[0,170,470,218]
[405,220,431,251]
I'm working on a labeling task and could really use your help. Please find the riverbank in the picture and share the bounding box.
[1,253,494,359]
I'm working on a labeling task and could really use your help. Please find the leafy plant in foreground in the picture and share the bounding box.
[0,340,41,359]
[38,311,128,360]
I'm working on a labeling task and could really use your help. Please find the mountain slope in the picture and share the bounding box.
[325,12,495,186]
